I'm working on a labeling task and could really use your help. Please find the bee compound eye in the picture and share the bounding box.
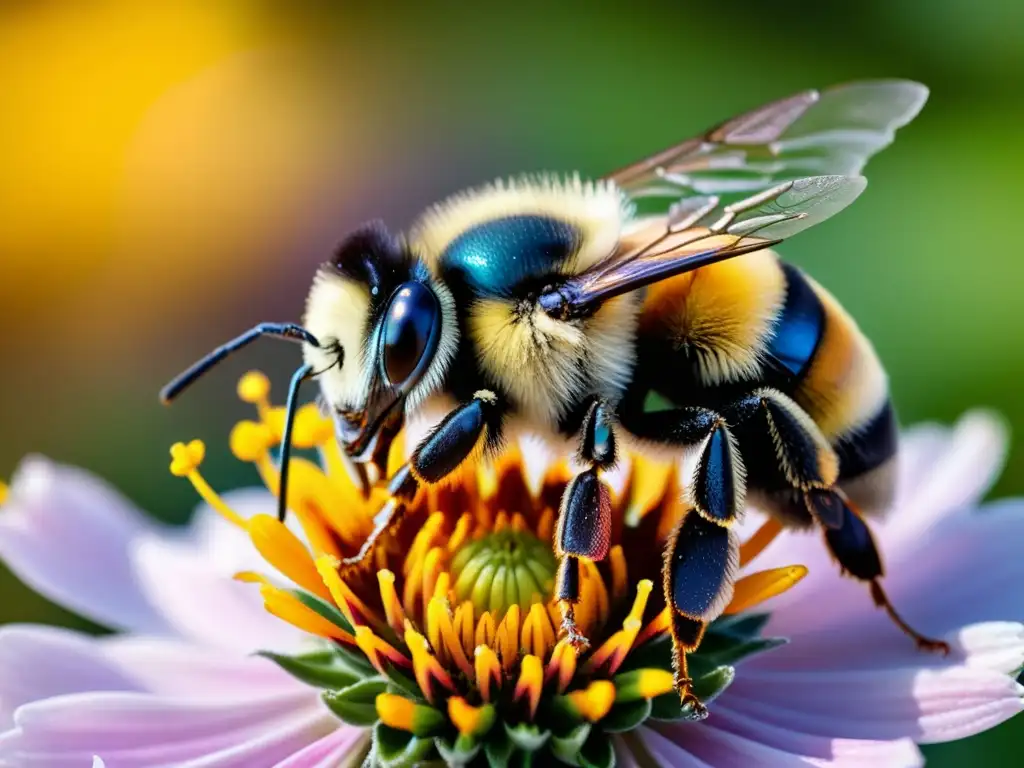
[381,281,440,388]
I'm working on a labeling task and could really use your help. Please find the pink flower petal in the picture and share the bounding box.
[100,636,311,700]
[0,692,334,767]
[0,626,142,725]
[704,704,923,765]
[653,718,923,767]
[0,457,171,634]
[723,664,1024,744]
[131,520,304,655]
[624,727,713,767]
[272,726,369,768]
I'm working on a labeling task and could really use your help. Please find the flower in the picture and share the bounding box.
[0,373,1021,767]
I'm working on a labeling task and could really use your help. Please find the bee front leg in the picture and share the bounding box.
[555,399,617,650]
[342,390,504,569]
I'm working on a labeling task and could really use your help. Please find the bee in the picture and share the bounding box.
[162,80,945,716]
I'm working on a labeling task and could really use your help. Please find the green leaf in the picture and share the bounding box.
[257,648,363,690]
[706,612,770,639]
[692,664,736,704]
[290,589,355,635]
[504,722,551,753]
[374,722,436,768]
[484,726,515,768]
[549,723,591,766]
[322,677,387,726]
[601,698,652,733]
[649,693,692,722]
[699,636,788,667]
[436,735,482,766]
[578,730,615,768]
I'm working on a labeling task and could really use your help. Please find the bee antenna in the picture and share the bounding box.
[159,323,320,404]
[277,362,316,523]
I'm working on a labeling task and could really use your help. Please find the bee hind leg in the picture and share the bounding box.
[821,488,950,654]
[727,388,949,654]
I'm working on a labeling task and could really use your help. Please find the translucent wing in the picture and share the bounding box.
[539,175,865,318]
[609,80,927,209]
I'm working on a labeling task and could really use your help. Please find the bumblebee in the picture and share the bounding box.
[162,80,945,716]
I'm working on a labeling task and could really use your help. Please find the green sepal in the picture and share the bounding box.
[321,677,387,726]
[544,694,585,732]
[692,664,736,702]
[257,648,365,690]
[601,698,652,733]
[504,722,551,753]
[649,665,736,722]
[698,636,788,667]
[549,723,591,766]
[374,722,436,768]
[707,612,770,639]
[578,730,615,768]
[484,726,515,767]
[436,735,482,766]
[289,588,355,635]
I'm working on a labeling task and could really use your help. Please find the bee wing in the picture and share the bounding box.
[540,175,865,316]
[609,80,926,207]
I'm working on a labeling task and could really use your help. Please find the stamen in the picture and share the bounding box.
[583,580,653,675]
[536,507,555,541]
[513,654,544,719]
[624,456,673,526]
[609,545,628,604]
[725,565,808,615]
[406,512,445,577]
[544,639,578,694]
[237,371,272,421]
[495,604,521,674]
[422,547,444,618]
[739,517,784,566]
[614,668,676,702]
[169,441,246,529]
[566,680,616,721]
[428,597,474,678]
[377,569,407,635]
[474,645,502,703]
[376,693,445,737]
[0,480,8,505]
[235,572,353,643]
[446,513,472,554]
[246,515,332,601]
[475,611,496,647]
[635,608,671,647]
[316,556,392,637]
[354,626,412,675]
[453,601,476,657]
[405,625,457,704]
[448,697,496,739]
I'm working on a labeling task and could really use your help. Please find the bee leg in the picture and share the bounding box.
[821,488,950,654]
[616,404,745,706]
[555,399,617,649]
[341,390,504,569]
[664,507,738,720]
[728,389,949,653]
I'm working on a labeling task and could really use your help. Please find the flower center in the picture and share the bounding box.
[449,525,556,616]
[166,371,813,762]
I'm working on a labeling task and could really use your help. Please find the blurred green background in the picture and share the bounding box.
[1,1,1021,763]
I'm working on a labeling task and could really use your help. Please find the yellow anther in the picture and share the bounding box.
[513,654,544,719]
[448,697,495,738]
[0,480,8,506]
[292,404,332,448]
[169,440,205,477]
[229,421,275,463]
[237,371,271,405]
[567,680,616,722]
[377,570,407,635]
[473,645,502,703]
[376,693,417,732]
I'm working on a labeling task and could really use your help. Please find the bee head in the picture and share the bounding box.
[303,221,458,462]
